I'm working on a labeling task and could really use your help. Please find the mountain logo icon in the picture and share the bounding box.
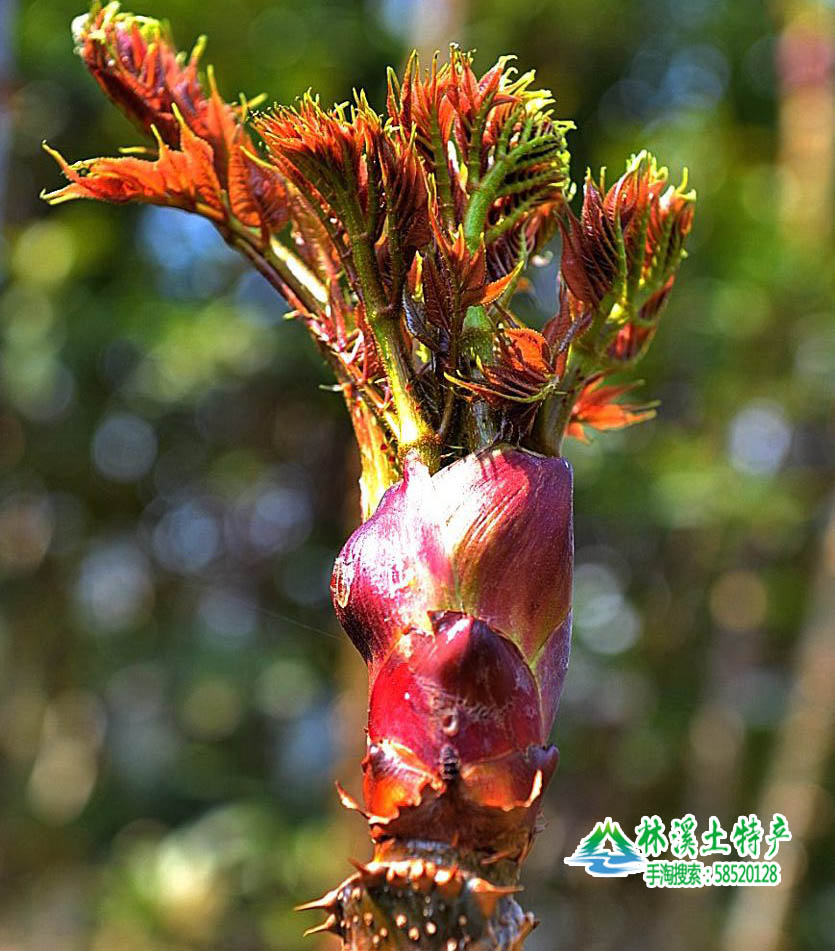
[564,817,648,877]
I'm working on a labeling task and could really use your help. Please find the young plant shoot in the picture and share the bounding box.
[44,6,695,947]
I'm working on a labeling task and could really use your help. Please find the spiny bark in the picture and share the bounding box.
[300,840,536,950]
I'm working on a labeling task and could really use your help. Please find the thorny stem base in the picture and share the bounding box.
[301,839,537,951]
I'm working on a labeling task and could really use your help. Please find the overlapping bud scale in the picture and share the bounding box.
[331,446,573,854]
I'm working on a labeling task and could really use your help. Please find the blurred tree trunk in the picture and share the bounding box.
[720,498,835,950]
[719,7,835,947]
[0,0,16,225]
[776,0,835,245]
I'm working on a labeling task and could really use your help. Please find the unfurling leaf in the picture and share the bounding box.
[227,148,288,233]
[453,328,555,436]
[44,5,290,240]
[387,48,572,273]
[566,374,656,442]
[73,2,208,146]
[255,96,384,237]
[42,115,224,216]
[73,3,247,176]
[558,152,694,346]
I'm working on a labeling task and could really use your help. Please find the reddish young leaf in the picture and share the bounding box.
[558,173,621,309]
[255,96,384,230]
[74,3,244,179]
[75,3,203,146]
[419,220,508,359]
[559,153,694,312]
[46,6,294,243]
[42,118,224,217]
[227,147,289,233]
[386,50,455,168]
[378,136,432,261]
[386,48,544,183]
[566,373,656,442]
[453,328,555,436]
[486,198,560,279]
[441,49,519,175]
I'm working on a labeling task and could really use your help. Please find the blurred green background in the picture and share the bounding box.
[1,0,834,949]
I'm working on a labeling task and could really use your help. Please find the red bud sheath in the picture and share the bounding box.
[331,446,573,856]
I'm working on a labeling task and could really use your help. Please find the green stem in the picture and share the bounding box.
[348,397,401,519]
[458,149,506,451]
[346,218,439,469]
[463,185,496,253]
[535,361,583,455]
[226,228,320,319]
[465,93,496,192]
[431,114,456,231]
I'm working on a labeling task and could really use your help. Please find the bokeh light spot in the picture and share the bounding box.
[92,411,158,482]
[180,679,243,740]
[12,220,76,285]
[709,569,768,631]
[76,540,154,633]
[728,400,792,476]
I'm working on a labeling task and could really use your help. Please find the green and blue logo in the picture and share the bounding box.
[565,813,791,887]
[564,817,647,877]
